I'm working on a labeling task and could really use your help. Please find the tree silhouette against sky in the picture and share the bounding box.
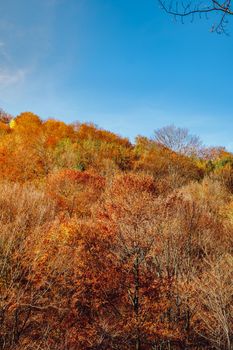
[158,0,233,34]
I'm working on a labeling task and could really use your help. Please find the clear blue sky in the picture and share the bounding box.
[0,0,233,148]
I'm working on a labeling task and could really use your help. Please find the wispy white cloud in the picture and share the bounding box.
[0,42,12,63]
[0,40,28,87]
[0,68,27,86]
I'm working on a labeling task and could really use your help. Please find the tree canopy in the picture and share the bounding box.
[0,110,232,350]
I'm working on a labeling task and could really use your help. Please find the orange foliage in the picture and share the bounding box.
[43,119,76,147]
[75,122,131,147]
[0,113,232,350]
[47,169,105,216]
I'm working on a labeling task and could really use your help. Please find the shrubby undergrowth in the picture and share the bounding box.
[0,112,232,350]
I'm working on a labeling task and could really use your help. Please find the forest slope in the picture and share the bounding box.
[0,112,232,350]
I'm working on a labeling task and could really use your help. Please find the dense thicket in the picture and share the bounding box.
[0,112,232,350]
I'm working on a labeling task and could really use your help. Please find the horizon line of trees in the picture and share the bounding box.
[0,110,232,350]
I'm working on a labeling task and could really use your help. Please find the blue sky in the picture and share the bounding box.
[0,0,233,149]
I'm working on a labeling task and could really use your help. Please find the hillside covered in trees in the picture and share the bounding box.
[0,111,232,350]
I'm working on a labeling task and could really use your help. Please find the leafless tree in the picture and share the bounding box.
[158,0,233,34]
[154,125,202,156]
[0,108,12,124]
[191,254,233,350]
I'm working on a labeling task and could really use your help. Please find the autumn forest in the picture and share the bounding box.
[0,110,232,350]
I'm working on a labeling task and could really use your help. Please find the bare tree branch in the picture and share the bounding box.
[158,0,233,34]
[154,125,202,156]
